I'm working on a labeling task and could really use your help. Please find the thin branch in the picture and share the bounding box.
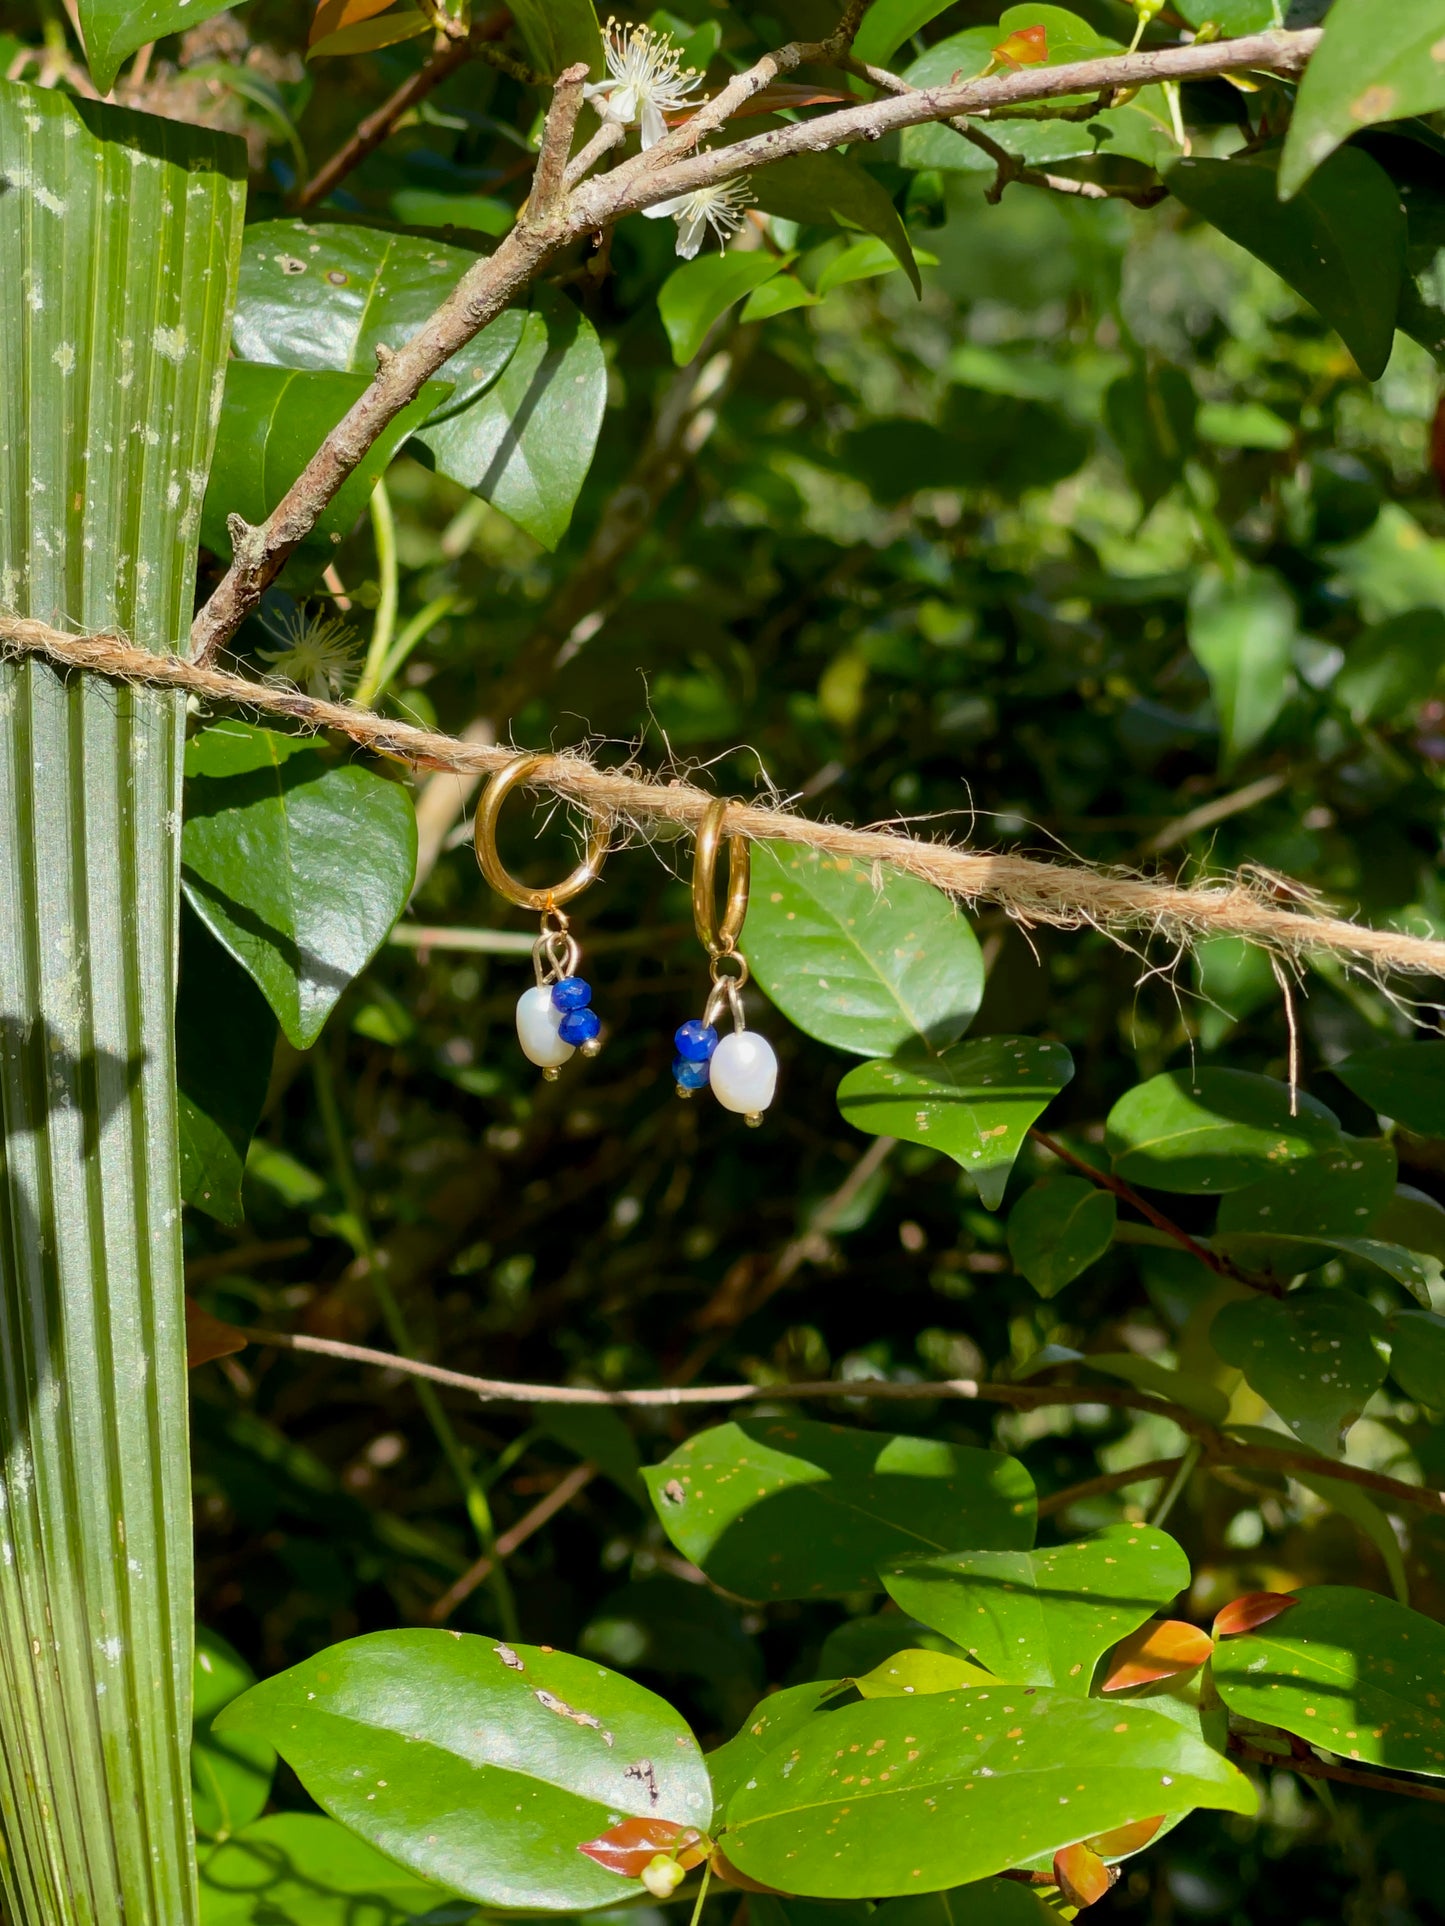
[1228,1738,1445,1807]
[1035,1456,1185,1518]
[190,26,1322,660]
[529,63,590,222]
[1141,771,1290,856]
[427,1460,598,1624]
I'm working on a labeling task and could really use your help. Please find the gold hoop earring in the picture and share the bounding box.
[474,754,609,1080]
[673,799,777,1126]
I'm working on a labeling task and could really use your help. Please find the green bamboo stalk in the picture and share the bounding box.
[0,84,245,1923]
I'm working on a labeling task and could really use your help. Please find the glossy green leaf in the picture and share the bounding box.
[200,364,449,577]
[412,287,606,548]
[1375,1184,1445,1262]
[1335,611,1445,724]
[1210,1291,1390,1453]
[1388,1309,1445,1406]
[1215,1140,1396,1241]
[854,1650,998,1696]
[852,0,956,66]
[871,1882,1056,1926]
[182,719,417,1049]
[389,188,515,236]
[721,1687,1255,1896]
[1212,1585,1445,1776]
[537,1403,645,1500]
[883,1524,1191,1692]
[79,0,234,91]
[1106,363,1198,513]
[198,1813,451,1924]
[900,28,1093,175]
[194,1627,275,1843]
[707,1680,841,1811]
[177,908,276,1226]
[659,252,786,366]
[1173,0,1284,28]
[642,1417,1036,1600]
[1334,1040,1445,1137]
[1282,0,1445,196]
[1188,566,1297,767]
[216,1632,712,1908]
[817,1616,968,1682]
[308,9,430,57]
[0,78,246,1924]
[1166,146,1405,381]
[838,1037,1075,1209]
[1212,1233,1438,1306]
[1007,1178,1116,1298]
[1083,1354,1231,1426]
[744,841,984,1058]
[753,154,920,296]
[510,0,603,77]
[740,273,819,321]
[1105,1069,1341,1194]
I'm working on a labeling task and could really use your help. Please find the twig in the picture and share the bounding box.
[190,27,1322,659]
[1141,771,1289,855]
[529,63,590,222]
[1035,1456,1185,1518]
[1228,1738,1445,1808]
[8,616,1445,983]
[427,1460,598,1624]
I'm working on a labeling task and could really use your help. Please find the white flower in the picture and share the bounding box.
[256,605,359,699]
[644,175,756,259]
[584,17,702,149]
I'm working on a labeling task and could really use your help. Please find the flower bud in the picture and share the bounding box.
[642,1855,686,1899]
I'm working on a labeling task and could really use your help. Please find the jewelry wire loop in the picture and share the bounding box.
[474,753,609,912]
[692,798,750,958]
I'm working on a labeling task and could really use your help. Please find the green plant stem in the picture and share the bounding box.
[354,477,399,709]
[374,591,458,704]
[310,1047,519,1636]
[686,1856,713,1926]
[1149,1441,1201,1528]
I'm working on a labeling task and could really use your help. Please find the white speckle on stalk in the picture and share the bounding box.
[52,343,75,374]
[153,324,187,363]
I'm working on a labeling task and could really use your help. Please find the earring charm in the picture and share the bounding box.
[675,799,777,1125]
[474,754,609,1081]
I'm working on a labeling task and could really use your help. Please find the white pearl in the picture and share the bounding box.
[516,984,575,1068]
[709,1031,778,1116]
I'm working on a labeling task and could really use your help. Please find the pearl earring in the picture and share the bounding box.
[473,754,609,1081]
[674,798,778,1126]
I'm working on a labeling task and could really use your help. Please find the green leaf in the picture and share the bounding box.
[1105,1069,1342,1194]
[871,1882,1057,1926]
[216,1632,712,1908]
[1215,1141,1397,1242]
[308,9,431,57]
[1212,1233,1439,1306]
[1388,1309,1445,1406]
[200,364,449,579]
[1197,400,1296,452]
[1083,1354,1232,1426]
[389,188,516,236]
[1166,145,1405,381]
[1334,1040,1445,1136]
[818,1616,968,1682]
[198,1813,450,1924]
[1375,1184,1445,1262]
[412,286,606,548]
[839,403,1089,503]
[1187,566,1297,768]
[1210,1291,1390,1453]
[1173,0,1284,29]
[0,77,247,1923]
[182,719,418,1050]
[659,252,786,366]
[1006,1178,1116,1298]
[1106,363,1198,513]
[1193,936,1280,1049]
[177,908,276,1226]
[79,0,235,91]
[1282,0,1445,196]
[853,1649,998,1695]
[753,154,920,296]
[509,0,603,76]
[743,841,984,1058]
[1335,610,1445,724]
[642,1417,1036,1600]
[194,1627,275,1843]
[838,1037,1075,1210]
[721,1688,1255,1896]
[707,1679,841,1811]
[1212,1585,1445,1776]
[900,29,1093,175]
[882,1524,1192,1692]
[537,1403,645,1500]
[852,0,956,66]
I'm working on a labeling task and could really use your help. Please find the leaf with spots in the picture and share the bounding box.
[1209,1291,1390,1455]
[1387,1309,1445,1407]
[1215,1141,1397,1243]
[1105,1070,1342,1195]
[707,1681,843,1811]
[214,1632,713,1909]
[1280,0,1445,197]
[882,1524,1192,1694]
[1211,1586,1445,1778]
[642,1418,1036,1602]
[78,0,236,91]
[854,1650,998,1697]
[837,1037,1074,1210]
[719,1687,1255,1897]
[744,841,985,1059]
[1006,1178,1116,1298]
[871,1879,1058,1926]
[1333,1040,1445,1139]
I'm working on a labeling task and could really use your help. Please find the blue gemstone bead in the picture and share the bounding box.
[558,1006,601,1046]
[552,976,592,1012]
[673,1056,710,1091]
[674,1019,718,1063]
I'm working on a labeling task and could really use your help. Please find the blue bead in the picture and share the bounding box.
[674,1019,718,1063]
[558,1006,601,1046]
[552,976,592,1012]
[673,1056,710,1090]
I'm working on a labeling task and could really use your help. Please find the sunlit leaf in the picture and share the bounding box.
[1101,1620,1214,1693]
[1105,1070,1341,1194]
[1281,0,1445,197]
[994,24,1049,67]
[1212,1593,1299,1639]
[1007,1178,1116,1298]
[1053,1841,1114,1908]
[1210,1291,1390,1454]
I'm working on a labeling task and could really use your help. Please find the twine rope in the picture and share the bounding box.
[4,613,1444,981]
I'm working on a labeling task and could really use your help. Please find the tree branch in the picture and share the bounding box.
[189,26,1322,663]
[528,62,589,223]
[426,1460,598,1624]
[1228,1738,1445,1808]
[1035,1456,1185,1518]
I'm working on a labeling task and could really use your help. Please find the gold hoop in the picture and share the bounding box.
[692,797,750,957]
[474,754,608,912]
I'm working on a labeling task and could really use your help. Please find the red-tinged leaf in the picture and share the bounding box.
[309,0,395,46]
[185,1296,247,1369]
[1212,1591,1299,1638]
[1432,392,1445,498]
[1087,1815,1164,1859]
[1054,1841,1117,1909]
[1102,1618,1215,1692]
[993,24,1049,69]
[578,1818,707,1879]
[663,83,854,126]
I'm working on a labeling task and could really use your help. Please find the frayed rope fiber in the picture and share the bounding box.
[5,613,1445,981]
